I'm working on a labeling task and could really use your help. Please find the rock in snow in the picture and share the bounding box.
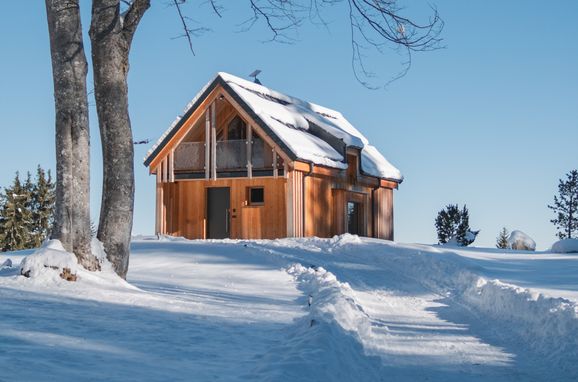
[551,238,578,254]
[507,230,536,251]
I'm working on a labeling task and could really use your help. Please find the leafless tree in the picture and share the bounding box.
[45,0,442,278]
[175,0,444,87]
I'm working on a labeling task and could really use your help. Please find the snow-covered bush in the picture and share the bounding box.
[507,230,536,251]
[550,238,578,254]
[20,240,79,281]
[445,229,480,247]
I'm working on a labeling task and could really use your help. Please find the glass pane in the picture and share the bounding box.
[216,140,247,171]
[347,201,360,235]
[174,142,205,171]
[250,187,264,204]
[227,116,246,140]
[251,138,273,170]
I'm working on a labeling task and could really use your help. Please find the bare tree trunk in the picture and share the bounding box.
[45,0,99,271]
[89,0,149,279]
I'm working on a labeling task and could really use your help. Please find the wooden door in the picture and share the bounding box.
[207,187,230,239]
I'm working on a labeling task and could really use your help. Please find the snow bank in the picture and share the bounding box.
[253,263,384,381]
[551,239,578,254]
[286,263,373,339]
[507,230,536,251]
[20,240,79,281]
[377,245,578,370]
[463,278,578,364]
[1,258,12,268]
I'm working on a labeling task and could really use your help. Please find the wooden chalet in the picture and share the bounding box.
[144,73,403,240]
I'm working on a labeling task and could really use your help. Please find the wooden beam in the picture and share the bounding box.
[211,101,217,180]
[380,179,399,189]
[155,166,161,234]
[312,165,345,178]
[292,161,311,173]
[272,148,278,178]
[247,124,253,178]
[168,149,175,183]
[162,157,168,183]
[286,170,294,236]
[205,108,210,179]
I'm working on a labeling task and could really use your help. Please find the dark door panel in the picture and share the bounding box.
[207,187,230,239]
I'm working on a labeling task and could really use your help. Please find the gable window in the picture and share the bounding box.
[248,187,265,205]
[227,116,246,140]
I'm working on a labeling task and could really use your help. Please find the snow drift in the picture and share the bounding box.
[551,239,578,254]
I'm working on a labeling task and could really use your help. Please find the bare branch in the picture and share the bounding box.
[172,0,198,54]
[123,0,151,42]
[169,0,444,87]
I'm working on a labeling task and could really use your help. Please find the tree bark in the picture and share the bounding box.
[89,0,149,278]
[45,0,99,271]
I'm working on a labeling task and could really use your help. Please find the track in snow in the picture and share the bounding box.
[0,237,576,381]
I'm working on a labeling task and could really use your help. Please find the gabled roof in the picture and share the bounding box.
[144,72,403,182]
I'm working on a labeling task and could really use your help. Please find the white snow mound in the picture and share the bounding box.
[507,230,536,251]
[20,240,79,280]
[286,263,374,341]
[551,238,578,254]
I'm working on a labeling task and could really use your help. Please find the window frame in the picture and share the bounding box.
[247,186,265,206]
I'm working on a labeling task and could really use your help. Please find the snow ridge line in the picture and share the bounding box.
[286,263,376,346]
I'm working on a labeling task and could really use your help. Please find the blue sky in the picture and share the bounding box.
[0,1,576,248]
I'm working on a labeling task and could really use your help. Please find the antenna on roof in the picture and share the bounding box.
[249,69,262,85]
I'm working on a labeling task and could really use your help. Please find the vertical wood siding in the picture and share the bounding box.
[159,178,287,239]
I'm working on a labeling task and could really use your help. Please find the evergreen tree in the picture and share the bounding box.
[435,204,472,246]
[496,227,509,249]
[0,172,33,251]
[31,167,56,247]
[548,170,578,239]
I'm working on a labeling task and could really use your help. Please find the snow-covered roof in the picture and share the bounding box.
[145,72,403,182]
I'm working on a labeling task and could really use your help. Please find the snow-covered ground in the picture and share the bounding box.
[1,236,577,381]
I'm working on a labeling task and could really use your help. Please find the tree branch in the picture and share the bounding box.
[122,0,151,42]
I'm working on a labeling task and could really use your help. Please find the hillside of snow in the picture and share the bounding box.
[1,236,577,381]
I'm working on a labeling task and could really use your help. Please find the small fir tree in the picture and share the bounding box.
[548,170,578,239]
[0,172,33,251]
[496,227,509,249]
[31,167,55,247]
[435,204,472,246]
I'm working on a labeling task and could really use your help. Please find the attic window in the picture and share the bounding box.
[248,187,265,205]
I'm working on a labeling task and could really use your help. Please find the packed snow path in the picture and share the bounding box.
[0,236,577,381]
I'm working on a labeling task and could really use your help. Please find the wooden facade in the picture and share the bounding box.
[146,76,400,241]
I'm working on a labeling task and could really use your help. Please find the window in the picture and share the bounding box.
[227,116,246,140]
[248,187,265,205]
[347,201,361,235]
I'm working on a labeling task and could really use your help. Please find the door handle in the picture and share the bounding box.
[225,209,230,234]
